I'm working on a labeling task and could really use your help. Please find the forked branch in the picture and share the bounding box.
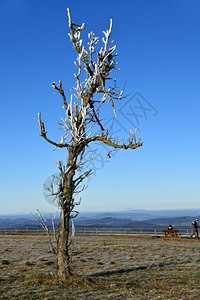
[35,113,69,148]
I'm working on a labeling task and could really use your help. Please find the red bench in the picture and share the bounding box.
[162,229,180,237]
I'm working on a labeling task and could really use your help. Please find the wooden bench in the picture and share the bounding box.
[162,229,180,237]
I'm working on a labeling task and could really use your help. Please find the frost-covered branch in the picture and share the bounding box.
[67,7,93,77]
[67,220,75,247]
[67,7,125,128]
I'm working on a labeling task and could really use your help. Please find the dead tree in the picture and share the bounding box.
[36,8,142,280]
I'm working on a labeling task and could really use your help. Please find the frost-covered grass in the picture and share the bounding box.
[1,234,200,299]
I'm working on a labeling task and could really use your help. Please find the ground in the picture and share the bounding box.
[0,234,200,299]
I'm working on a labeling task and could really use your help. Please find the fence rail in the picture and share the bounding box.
[0,226,192,237]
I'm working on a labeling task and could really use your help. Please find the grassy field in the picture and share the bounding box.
[1,234,200,299]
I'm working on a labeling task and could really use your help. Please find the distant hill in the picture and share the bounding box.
[78,209,200,220]
[74,217,132,227]
[0,209,200,229]
[74,216,199,229]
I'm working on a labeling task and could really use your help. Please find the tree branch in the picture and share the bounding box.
[67,8,93,77]
[31,210,57,254]
[85,130,143,150]
[35,113,70,148]
[51,80,68,110]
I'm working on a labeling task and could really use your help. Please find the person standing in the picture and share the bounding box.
[191,219,199,238]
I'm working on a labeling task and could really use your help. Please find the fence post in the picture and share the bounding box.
[140,228,142,235]
[96,228,98,235]
[154,228,157,236]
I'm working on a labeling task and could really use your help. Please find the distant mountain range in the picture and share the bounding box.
[0,209,199,229]
[75,216,198,229]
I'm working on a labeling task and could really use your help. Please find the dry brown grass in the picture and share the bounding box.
[1,234,200,299]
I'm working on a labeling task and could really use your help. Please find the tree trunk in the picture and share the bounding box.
[57,206,72,279]
[56,149,76,280]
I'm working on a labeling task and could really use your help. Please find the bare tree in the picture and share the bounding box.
[36,8,142,280]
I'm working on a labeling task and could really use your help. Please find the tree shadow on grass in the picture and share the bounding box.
[86,259,193,278]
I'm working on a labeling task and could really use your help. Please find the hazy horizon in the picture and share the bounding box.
[1,207,200,218]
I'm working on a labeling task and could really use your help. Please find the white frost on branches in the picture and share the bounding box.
[37,9,132,153]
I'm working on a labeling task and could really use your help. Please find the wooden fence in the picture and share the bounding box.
[0,226,192,237]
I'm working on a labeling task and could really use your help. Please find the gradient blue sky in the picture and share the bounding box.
[1,0,200,215]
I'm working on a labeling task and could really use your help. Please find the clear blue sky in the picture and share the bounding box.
[0,0,200,215]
